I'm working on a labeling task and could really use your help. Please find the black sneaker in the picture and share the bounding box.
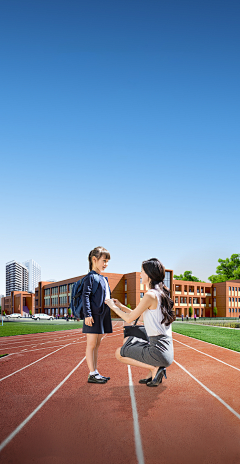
[88,374,107,384]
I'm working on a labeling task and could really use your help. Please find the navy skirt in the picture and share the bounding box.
[82,306,112,334]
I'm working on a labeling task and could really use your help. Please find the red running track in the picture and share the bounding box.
[0,322,240,464]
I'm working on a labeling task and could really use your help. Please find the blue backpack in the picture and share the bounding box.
[70,274,100,319]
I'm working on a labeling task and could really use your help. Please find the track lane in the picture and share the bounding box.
[0,328,139,464]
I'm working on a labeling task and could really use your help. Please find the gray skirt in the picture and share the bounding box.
[120,334,174,368]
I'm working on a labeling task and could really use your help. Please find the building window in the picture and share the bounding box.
[180,297,184,303]
[232,287,234,291]
[229,287,231,291]
[232,298,234,302]
[52,287,58,295]
[164,271,171,290]
[175,297,178,304]
[125,293,127,305]
[125,280,127,291]
[229,297,231,302]
[236,308,237,313]
[189,297,192,304]
[229,308,231,313]
[140,292,144,299]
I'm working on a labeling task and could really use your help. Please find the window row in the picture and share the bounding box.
[229,308,240,313]
[229,297,240,303]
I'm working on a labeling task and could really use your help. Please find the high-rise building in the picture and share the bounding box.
[6,261,28,296]
[22,259,41,293]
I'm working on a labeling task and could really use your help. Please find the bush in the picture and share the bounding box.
[213,307,218,317]
[189,306,193,317]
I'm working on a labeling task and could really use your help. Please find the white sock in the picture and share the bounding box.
[94,369,103,379]
[90,371,96,376]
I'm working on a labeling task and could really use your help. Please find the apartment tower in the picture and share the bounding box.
[22,259,41,293]
[6,261,28,296]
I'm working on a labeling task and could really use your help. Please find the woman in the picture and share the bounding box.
[106,258,176,387]
[83,246,112,384]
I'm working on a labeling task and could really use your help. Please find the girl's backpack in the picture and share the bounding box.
[70,274,100,319]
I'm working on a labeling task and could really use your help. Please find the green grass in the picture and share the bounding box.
[172,322,240,352]
[0,353,8,357]
[0,321,83,337]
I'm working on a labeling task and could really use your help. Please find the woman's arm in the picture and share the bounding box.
[105,293,155,323]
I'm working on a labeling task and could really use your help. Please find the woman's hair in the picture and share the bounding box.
[88,246,111,271]
[142,258,176,326]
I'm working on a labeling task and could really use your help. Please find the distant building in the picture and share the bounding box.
[6,261,28,296]
[22,259,41,293]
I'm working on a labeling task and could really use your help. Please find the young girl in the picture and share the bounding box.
[82,246,112,384]
[106,258,176,387]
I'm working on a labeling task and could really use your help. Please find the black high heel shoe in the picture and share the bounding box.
[139,377,152,384]
[146,367,167,387]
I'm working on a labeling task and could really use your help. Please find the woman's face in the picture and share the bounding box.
[140,267,149,285]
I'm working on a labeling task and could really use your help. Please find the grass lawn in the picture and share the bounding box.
[0,321,83,338]
[172,322,240,352]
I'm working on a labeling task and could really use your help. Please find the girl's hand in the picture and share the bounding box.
[112,299,121,308]
[85,316,94,326]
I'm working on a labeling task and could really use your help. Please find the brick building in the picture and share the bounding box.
[2,270,240,318]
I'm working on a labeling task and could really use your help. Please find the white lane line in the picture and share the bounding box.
[174,360,240,421]
[128,365,145,464]
[0,335,86,354]
[172,330,240,354]
[0,341,84,382]
[0,333,85,350]
[0,356,86,453]
[173,338,240,372]
[0,329,82,345]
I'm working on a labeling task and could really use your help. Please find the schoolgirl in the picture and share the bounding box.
[106,258,176,387]
[82,246,112,384]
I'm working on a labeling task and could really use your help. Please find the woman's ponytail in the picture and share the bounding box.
[142,258,176,326]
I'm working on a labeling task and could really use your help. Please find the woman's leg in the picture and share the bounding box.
[115,347,159,379]
[86,334,99,372]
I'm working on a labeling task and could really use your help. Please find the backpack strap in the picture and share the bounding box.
[92,273,100,295]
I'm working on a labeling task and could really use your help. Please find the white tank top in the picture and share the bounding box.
[143,290,172,337]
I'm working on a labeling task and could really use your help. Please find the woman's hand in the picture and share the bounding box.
[105,299,118,311]
[112,299,121,308]
[85,316,94,326]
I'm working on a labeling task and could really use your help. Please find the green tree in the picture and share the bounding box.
[126,304,131,309]
[29,309,32,316]
[208,254,240,283]
[213,307,218,317]
[189,306,193,317]
[68,308,72,317]
[174,271,205,282]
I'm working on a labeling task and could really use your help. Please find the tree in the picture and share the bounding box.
[126,304,131,309]
[29,309,32,316]
[189,306,193,317]
[174,271,205,282]
[208,254,240,283]
[213,307,218,317]
[68,308,72,317]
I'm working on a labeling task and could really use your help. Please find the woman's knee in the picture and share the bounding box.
[115,347,122,360]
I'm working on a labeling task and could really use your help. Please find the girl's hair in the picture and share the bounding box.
[88,246,111,271]
[142,258,176,326]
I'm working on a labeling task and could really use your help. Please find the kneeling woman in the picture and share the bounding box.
[106,258,176,387]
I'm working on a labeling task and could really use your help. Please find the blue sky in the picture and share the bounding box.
[1,0,240,295]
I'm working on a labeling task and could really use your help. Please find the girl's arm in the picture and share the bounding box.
[106,293,155,323]
[82,274,94,318]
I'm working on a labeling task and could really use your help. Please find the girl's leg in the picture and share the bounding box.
[115,347,159,379]
[86,334,99,372]
[93,334,103,371]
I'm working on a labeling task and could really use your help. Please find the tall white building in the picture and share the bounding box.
[6,261,29,296]
[22,259,41,293]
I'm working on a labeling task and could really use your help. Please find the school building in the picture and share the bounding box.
[2,270,240,318]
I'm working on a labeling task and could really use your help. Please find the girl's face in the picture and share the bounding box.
[92,255,109,273]
[140,267,150,285]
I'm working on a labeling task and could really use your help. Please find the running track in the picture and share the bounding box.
[0,322,240,464]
